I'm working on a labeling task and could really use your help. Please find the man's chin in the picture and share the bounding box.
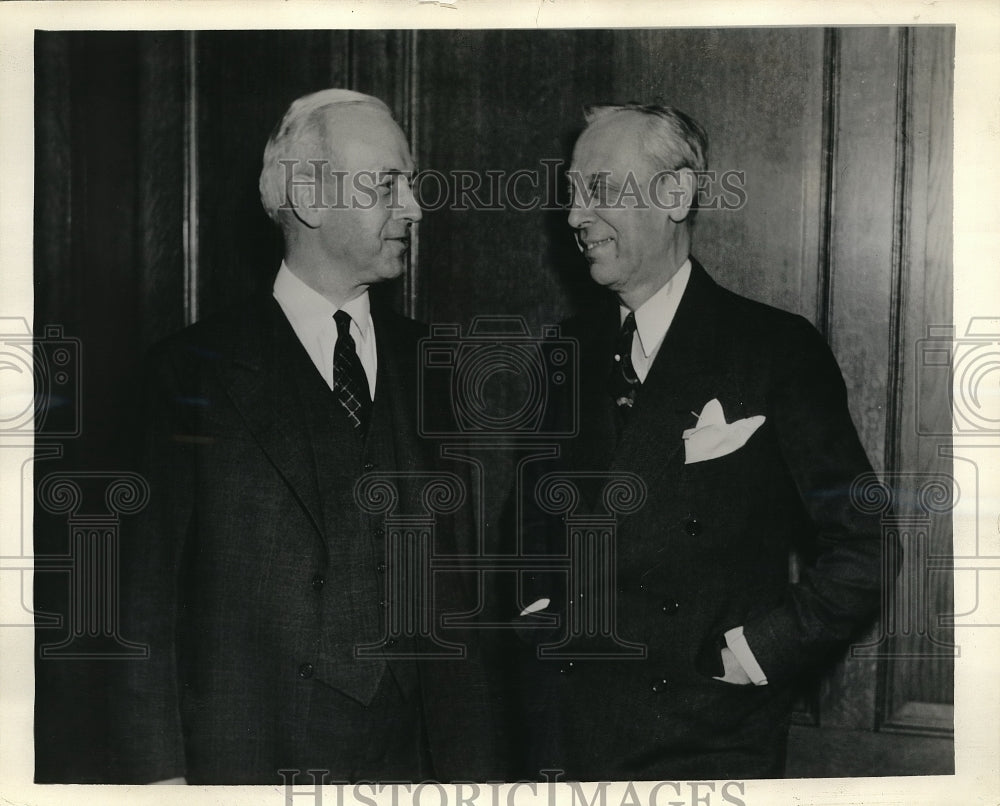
[379,258,408,281]
[588,260,620,288]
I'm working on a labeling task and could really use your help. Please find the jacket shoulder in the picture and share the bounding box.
[707,275,829,355]
[147,299,264,369]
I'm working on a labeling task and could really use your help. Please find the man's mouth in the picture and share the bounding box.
[579,236,614,253]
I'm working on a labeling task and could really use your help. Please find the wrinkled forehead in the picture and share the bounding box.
[569,112,650,180]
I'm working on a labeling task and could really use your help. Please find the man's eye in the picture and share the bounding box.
[592,182,614,203]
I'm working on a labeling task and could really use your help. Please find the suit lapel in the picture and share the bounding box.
[219,296,327,544]
[610,260,730,489]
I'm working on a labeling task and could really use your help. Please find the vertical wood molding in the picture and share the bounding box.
[136,33,186,347]
[875,29,912,734]
[33,32,73,326]
[884,27,912,480]
[877,26,956,738]
[816,28,840,339]
[404,30,420,320]
[818,27,903,730]
[182,31,199,325]
[344,29,355,87]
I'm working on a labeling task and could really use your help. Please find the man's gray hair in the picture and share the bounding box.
[583,103,709,174]
[259,88,391,223]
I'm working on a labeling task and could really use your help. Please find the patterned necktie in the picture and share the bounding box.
[609,311,640,410]
[333,310,372,434]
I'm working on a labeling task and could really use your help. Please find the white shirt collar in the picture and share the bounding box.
[620,258,692,358]
[273,261,371,337]
[272,261,377,394]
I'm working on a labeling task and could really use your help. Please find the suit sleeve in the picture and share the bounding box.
[112,343,195,782]
[740,317,899,685]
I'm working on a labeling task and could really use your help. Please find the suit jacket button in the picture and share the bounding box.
[363,462,376,472]
[651,678,668,693]
[558,661,575,675]
[298,663,314,679]
[311,573,325,591]
[385,638,398,648]
[684,517,702,537]
[376,563,386,574]
[661,600,680,615]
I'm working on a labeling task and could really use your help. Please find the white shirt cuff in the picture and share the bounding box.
[724,626,768,685]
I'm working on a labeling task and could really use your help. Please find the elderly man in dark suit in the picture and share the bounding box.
[514,104,891,781]
[116,89,497,784]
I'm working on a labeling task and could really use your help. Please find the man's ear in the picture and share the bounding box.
[286,171,324,229]
[654,167,696,223]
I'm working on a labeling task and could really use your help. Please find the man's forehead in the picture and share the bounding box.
[570,116,645,176]
[323,107,414,171]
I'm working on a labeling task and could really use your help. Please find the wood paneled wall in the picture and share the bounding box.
[32,27,954,781]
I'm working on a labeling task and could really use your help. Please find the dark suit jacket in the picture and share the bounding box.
[115,294,499,784]
[516,259,892,781]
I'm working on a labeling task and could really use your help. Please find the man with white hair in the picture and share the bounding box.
[514,103,892,780]
[117,89,498,784]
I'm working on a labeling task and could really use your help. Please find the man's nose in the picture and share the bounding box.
[567,199,591,229]
[395,179,423,223]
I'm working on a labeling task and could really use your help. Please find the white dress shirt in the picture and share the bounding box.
[272,262,377,397]
[620,259,692,380]
[620,258,767,686]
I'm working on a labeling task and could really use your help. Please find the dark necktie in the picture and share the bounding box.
[609,311,640,411]
[333,310,372,435]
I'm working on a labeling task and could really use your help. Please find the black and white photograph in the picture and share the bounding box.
[1,2,997,805]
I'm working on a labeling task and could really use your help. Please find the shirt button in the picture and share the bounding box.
[376,563,386,574]
[298,663,314,679]
[378,599,388,608]
[651,678,668,693]
[558,661,575,675]
[363,462,375,472]
[661,600,680,615]
[684,517,702,537]
[311,573,325,591]
[385,638,398,648]
[375,527,385,538]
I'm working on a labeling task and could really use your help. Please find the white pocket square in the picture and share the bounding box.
[682,398,765,465]
[519,598,550,617]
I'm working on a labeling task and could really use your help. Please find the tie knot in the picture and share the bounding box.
[334,309,353,337]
